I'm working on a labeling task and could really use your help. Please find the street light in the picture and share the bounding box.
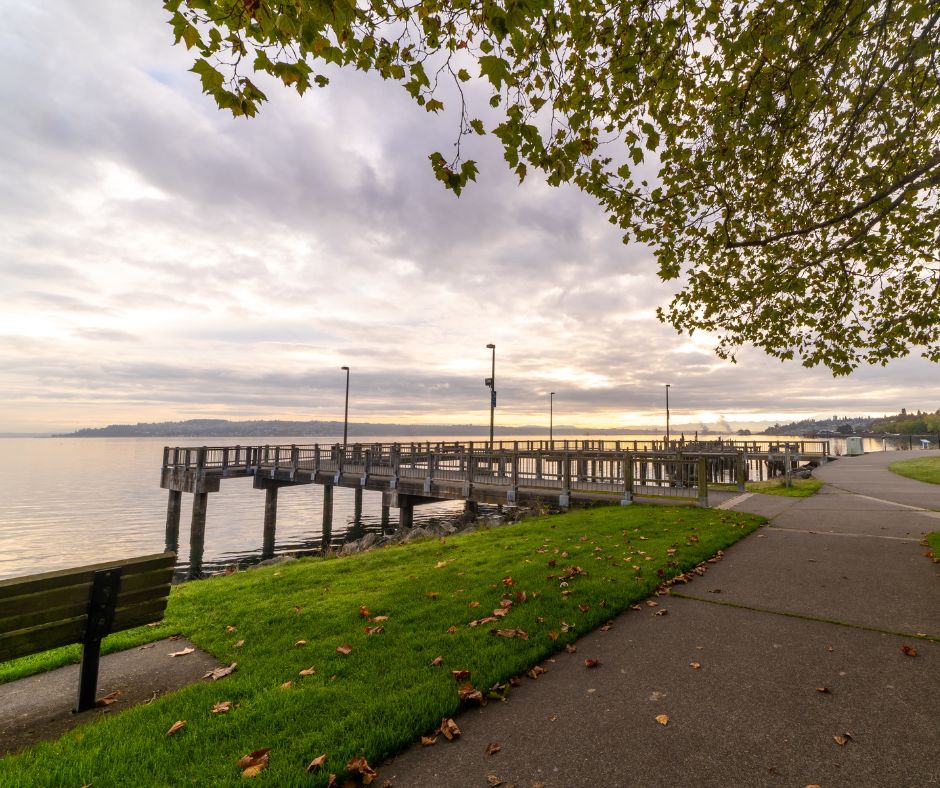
[550,391,555,443]
[341,366,350,450]
[665,383,671,447]
[485,344,496,447]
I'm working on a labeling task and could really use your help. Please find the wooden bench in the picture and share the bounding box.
[0,552,176,711]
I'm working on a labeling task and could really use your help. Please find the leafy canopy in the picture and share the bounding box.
[165,0,940,374]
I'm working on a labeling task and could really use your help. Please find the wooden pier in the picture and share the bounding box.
[160,439,828,578]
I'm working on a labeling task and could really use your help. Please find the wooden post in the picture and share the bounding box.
[188,492,208,580]
[400,500,414,529]
[165,490,182,551]
[354,487,363,522]
[736,452,746,491]
[321,485,334,550]
[697,457,708,507]
[560,454,571,508]
[381,504,390,530]
[263,486,278,559]
[621,452,633,505]
[784,447,793,488]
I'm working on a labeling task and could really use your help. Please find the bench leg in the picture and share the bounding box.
[76,639,102,712]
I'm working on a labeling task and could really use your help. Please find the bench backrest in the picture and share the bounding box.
[0,552,176,663]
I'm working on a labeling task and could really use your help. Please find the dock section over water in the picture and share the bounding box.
[161,439,829,577]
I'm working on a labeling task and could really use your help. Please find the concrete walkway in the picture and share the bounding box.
[384,452,940,787]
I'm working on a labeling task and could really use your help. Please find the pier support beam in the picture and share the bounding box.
[381,504,390,530]
[464,499,479,516]
[263,486,279,559]
[354,487,363,523]
[165,490,182,552]
[188,492,209,580]
[321,484,334,551]
[400,501,414,529]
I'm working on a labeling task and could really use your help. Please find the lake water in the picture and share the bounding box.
[0,432,914,581]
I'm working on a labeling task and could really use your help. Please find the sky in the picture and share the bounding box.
[1,2,936,434]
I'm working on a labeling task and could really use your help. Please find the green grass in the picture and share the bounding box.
[926,531,940,563]
[744,477,823,497]
[0,505,761,787]
[889,457,940,485]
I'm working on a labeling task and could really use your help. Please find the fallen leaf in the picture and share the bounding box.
[514,591,527,603]
[203,662,237,681]
[272,571,282,577]
[451,669,471,681]
[690,662,701,670]
[578,603,590,613]
[548,630,559,641]
[435,560,449,569]
[584,658,602,669]
[96,689,122,707]
[487,775,504,786]
[458,682,486,705]
[137,643,156,651]
[430,656,444,666]
[509,676,522,686]
[169,647,195,657]
[211,701,233,714]
[326,774,337,788]
[826,645,834,652]
[346,756,377,785]
[486,742,501,756]
[655,714,669,726]
[425,592,440,600]
[502,576,514,586]
[469,601,481,608]
[491,628,529,640]
[527,665,547,679]
[447,625,459,634]
[237,748,270,778]
[815,687,830,694]
[565,644,577,653]
[359,605,371,617]
[364,625,385,635]
[166,720,186,737]
[654,609,669,617]
[305,754,327,773]
[901,645,918,657]
[280,681,293,689]
[294,640,307,647]
[233,640,245,648]
[600,622,613,631]
[299,666,317,677]
[492,608,509,619]
[646,600,658,607]
[292,606,302,613]
[226,625,237,632]
[437,717,461,741]
[421,736,438,747]
[336,645,353,656]
[372,615,390,622]
[833,733,853,746]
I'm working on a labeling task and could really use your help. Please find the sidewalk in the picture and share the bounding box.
[383,453,940,787]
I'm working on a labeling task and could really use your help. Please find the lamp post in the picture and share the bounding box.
[485,344,496,447]
[665,383,671,447]
[550,391,555,444]
[341,366,350,451]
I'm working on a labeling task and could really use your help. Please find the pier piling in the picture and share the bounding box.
[321,484,334,551]
[188,492,208,579]
[263,486,278,559]
[165,490,182,552]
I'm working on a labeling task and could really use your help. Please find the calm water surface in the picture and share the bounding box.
[0,432,904,580]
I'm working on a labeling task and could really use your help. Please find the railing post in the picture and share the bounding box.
[291,445,299,479]
[509,453,518,503]
[621,452,633,505]
[560,453,571,509]
[391,444,401,489]
[736,452,746,492]
[362,448,371,486]
[697,456,708,507]
[424,453,434,495]
[464,448,473,497]
[162,446,169,468]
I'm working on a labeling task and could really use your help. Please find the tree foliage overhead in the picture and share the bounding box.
[165,0,940,374]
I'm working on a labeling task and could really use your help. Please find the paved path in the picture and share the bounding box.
[384,452,940,787]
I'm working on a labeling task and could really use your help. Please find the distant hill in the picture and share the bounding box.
[56,419,649,439]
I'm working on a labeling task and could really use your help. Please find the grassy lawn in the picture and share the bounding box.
[744,477,822,497]
[889,457,940,485]
[0,505,761,787]
[927,531,940,563]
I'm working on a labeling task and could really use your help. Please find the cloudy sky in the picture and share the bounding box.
[1,2,935,434]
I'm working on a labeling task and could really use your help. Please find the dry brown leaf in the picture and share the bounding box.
[305,754,327,773]
[515,591,527,603]
[336,644,353,656]
[226,625,237,632]
[502,576,514,586]
[451,669,471,681]
[364,625,385,635]
[600,622,613,632]
[815,686,830,693]
[430,656,444,666]
[203,662,237,681]
[299,666,317,677]
[654,609,669,617]
[447,625,459,634]
[645,600,658,607]
[292,606,302,613]
[280,681,293,689]
[96,689,122,707]
[359,605,372,618]
[565,644,577,653]
[234,640,245,648]
[169,647,195,657]
[584,658,602,669]
[547,630,559,641]
[485,742,501,756]
[458,682,486,705]
[527,665,547,679]
[469,601,481,608]
[372,615,390,622]
[492,608,509,619]
[833,733,852,746]
[425,592,440,600]
[491,628,529,640]
[211,701,233,714]
[655,714,669,726]
[690,662,702,670]
[346,756,378,785]
[237,748,270,778]
[438,717,461,740]
[326,774,337,788]
[509,676,522,687]
[421,735,438,746]
[578,603,590,613]
[487,775,504,786]
[294,640,307,647]
[166,720,186,737]
[901,645,917,657]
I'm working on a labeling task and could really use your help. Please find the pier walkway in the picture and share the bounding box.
[160,439,829,577]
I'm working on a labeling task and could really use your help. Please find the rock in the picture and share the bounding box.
[254,555,296,568]
[339,541,360,556]
[358,532,379,550]
[402,527,430,543]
